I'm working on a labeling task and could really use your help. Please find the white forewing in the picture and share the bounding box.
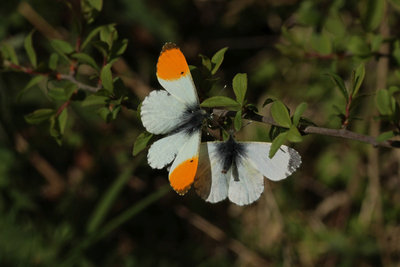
[158,74,199,105]
[243,142,301,181]
[228,155,264,206]
[147,131,190,169]
[195,143,229,203]
[141,90,186,135]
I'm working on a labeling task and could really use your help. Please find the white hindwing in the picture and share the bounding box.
[243,142,302,181]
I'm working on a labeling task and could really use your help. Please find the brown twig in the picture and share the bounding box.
[212,109,399,149]
[58,74,101,93]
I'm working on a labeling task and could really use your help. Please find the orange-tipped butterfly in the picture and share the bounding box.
[141,43,205,194]
[194,135,301,206]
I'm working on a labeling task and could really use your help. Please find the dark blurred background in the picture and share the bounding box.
[0,0,400,266]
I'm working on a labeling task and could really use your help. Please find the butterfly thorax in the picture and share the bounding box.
[216,136,246,181]
[173,105,206,135]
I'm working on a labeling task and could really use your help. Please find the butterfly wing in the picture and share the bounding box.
[157,43,199,105]
[168,130,201,195]
[194,142,229,203]
[227,154,265,206]
[141,90,186,135]
[147,131,190,169]
[241,142,301,181]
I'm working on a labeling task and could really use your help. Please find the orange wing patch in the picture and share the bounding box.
[169,157,199,195]
[157,43,190,81]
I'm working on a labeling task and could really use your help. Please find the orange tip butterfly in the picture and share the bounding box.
[140,43,205,195]
[194,135,301,206]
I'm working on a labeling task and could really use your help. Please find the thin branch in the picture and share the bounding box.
[3,60,101,93]
[58,74,101,93]
[212,109,400,149]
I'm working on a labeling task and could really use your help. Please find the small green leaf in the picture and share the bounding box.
[232,73,247,106]
[211,47,228,75]
[49,53,59,70]
[81,95,108,107]
[269,132,288,158]
[293,102,308,126]
[376,130,395,142]
[97,107,111,121]
[347,36,370,56]
[200,96,241,110]
[25,109,55,124]
[363,0,384,31]
[199,54,211,71]
[270,101,292,128]
[1,43,19,65]
[113,38,128,56]
[132,132,153,156]
[17,75,45,100]
[48,88,68,101]
[287,126,302,143]
[352,63,365,97]
[328,73,348,100]
[100,63,113,92]
[311,32,332,55]
[24,30,37,68]
[50,39,74,54]
[58,109,68,135]
[88,0,102,11]
[81,26,103,50]
[376,89,391,115]
[72,52,99,70]
[234,111,242,131]
[262,97,276,107]
[100,24,117,49]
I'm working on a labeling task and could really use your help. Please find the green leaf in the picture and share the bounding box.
[270,101,292,128]
[81,95,108,107]
[376,130,395,142]
[17,75,45,101]
[58,109,68,135]
[328,73,348,100]
[262,97,277,107]
[199,54,211,71]
[376,89,391,115]
[100,63,113,92]
[97,107,111,121]
[88,0,102,11]
[24,109,55,124]
[81,26,103,50]
[48,87,68,101]
[132,132,153,156]
[113,38,128,56]
[269,132,288,158]
[352,63,365,97]
[50,39,74,54]
[293,102,308,126]
[200,96,241,110]
[24,30,37,68]
[234,111,242,131]
[347,36,370,56]
[211,47,228,75]
[363,0,385,31]
[49,53,59,70]
[71,52,99,70]
[100,24,117,49]
[311,32,332,55]
[232,73,247,106]
[1,43,19,65]
[287,126,302,143]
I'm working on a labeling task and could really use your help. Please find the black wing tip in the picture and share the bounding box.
[161,42,179,52]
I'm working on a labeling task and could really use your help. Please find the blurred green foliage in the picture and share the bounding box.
[1,0,400,266]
